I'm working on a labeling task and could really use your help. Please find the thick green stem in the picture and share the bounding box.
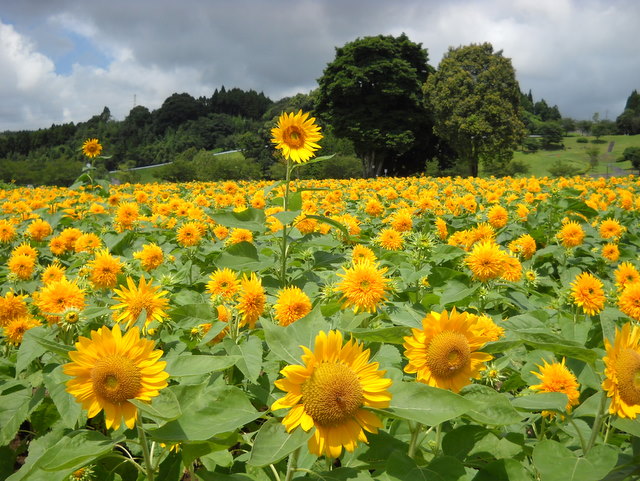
[432,423,442,458]
[280,160,293,285]
[408,422,422,458]
[284,447,300,481]
[137,416,155,481]
[568,417,587,453]
[586,391,608,453]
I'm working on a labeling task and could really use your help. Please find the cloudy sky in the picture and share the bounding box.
[1,0,638,132]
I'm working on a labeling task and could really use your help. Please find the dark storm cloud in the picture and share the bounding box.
[0,0,639,131]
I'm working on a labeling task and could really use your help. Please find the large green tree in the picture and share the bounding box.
[425,43,525,176]
[316,33,433,177]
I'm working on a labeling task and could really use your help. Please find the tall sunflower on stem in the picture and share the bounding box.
[271,110,323,284]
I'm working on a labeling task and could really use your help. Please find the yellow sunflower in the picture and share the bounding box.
[376,227,404,251]
[599,218,624,240]
[403,308,493,393]
[618,282,640,321]
[602,322,640,419]
[115,202,139,228]
[530,358,580,417]
[82,138,103,158]
[235,273,266,328]
[570,272,605,315]
[26,218,53,241]
[133,243,164,271]
[88,249,124,289]
[206,268,240,300]
[273,286,312,326]
[41,261,66,285]
[3,316,41,346]
[35,277,86,320]
[465,241,506,282]
[227,228,253,245]
[487,204,508,229]
[0,219,17,243]
[8,254,36,280]
[601,243,620,262]
[111,277,170,331]
[176,221,203,247]
[271,110,323,163]
[615,262,640,290]
[351,244,377,264]
[64,324,169,430]
[0,291,29,326]
[336,259,390,313]
[556,221,585,248]
[271,330,392,457]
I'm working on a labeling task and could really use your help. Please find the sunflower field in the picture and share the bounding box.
[2,115,640,481]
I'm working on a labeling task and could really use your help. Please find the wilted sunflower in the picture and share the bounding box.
[271,110,323,163]
[570,272,605,315]
[206,268,240,300]
[81,138,103,158]
[618,282,640,321]
[273,286,312,326]
[271,330,392,458]
[465,241,506,282]
[64,324,169,430]
[403,308,493,393]
[336,259,390,313]
[602,322,640,419]
[235,273,265,328]
[530,358,580,417]
[88,249,124,289]
[111,277,170,331]
[133,243,164,271]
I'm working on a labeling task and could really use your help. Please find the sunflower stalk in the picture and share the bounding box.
[280,159,294,286]
[137,415,155,481]
[283,446,300,481]
[407,421,423,458]
[585,391,608,454]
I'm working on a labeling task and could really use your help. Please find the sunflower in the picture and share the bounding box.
[34,277,86,319]
[60,227,83,250]
[336,259,390,313]
[403,308,493,393]
[599,218,625,240]
[500,255,522,282]
[435,217,448,240]
[615,262,640,290]
[115,202,140,228]
[3,316,41,346]
[235,273,265,328]
[601,243,620,262]
[0,219,17,243]
[176,221,203,247]
[390,211,413,232]
[26,218,52,241]
[206,268,240,300]
[618,282,640,321]
[213,225,229,240]
[88,249,124,289]
[12,242,38,259]
[487,204,508,229]
[508,233,536,260]
[469,314,505,342]
[111,277,170,331]
[376,228,404,251]
[82,138,103,158]
[465,241,506,282]
[351,244,377,264]
[64,324,169,430]
[530,358,580,417]
[271,330,392,457]
[8,254,36,280]
[41,261,66,285]
[0,291,29,326]
[49,236,67,256]
[271,110,323,163]
[227,228,253,245]
[556,221,585,248]
[273,286,312,326]
[364,198,384,217]
[74,233,102,253]
[133,243,164,271]
[602,322,640,418]
[570,272,605,315]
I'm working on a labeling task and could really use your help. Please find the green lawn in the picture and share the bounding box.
[514,134,640,177]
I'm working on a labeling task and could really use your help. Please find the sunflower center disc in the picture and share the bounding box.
[284,127,305,148]
[91,354,142,403]
[615,348,640,406]
[302,362,364,427]
[426,330,471,379]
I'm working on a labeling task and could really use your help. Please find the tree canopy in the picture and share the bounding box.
[316,33,434,177]
[425,43,526,176]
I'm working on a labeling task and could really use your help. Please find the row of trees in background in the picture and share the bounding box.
[0,34,638,186]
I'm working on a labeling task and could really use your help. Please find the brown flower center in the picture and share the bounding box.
[91,355,141,403]
[284,126,305,148]
[426,331,471,379]
[615,348,640,406]
[302,362,363,427]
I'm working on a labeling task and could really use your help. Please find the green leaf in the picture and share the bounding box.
[215,241,269,272]
[473,459,532,481]
[149,385,260,441]
[248,417,312,467]
[436,280,478,307]
[157,451,183,481]
[223,336,263,383]
[164,354,241,377]
[461,384,523,426]
[388,382,473,426]
[511,392,568,412]
[304,214,351,239]
[42,365,82,429]
[290,153,336,168]
[262,307,331,365]
[39,430,117,471]
[17,327,71,373]
[532,440,618,481]
[210,207,266,231]
[273,209,301,226]
[350,326,411,344]
[130,387,182,423]
[612,417,640,437]
[0,382,44,446]
[512,330,598,364]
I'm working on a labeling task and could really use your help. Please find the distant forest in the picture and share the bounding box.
[1,82,638,186]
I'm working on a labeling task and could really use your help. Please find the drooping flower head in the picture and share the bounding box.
[570,272,605,315]
[111,277,170,331]
[530,358,580,417]
[273,286,312,326]
[602,323,640,419]
[336,259,390,313]
[82,138,103,158]
[271,110,323,163]
[64,324,169,430]
[271,330,392,457]
[403,308,493,393]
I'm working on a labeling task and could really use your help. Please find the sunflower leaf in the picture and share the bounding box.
[248,417,312,467]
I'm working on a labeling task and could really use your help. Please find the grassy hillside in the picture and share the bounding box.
[514,134,640,177]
